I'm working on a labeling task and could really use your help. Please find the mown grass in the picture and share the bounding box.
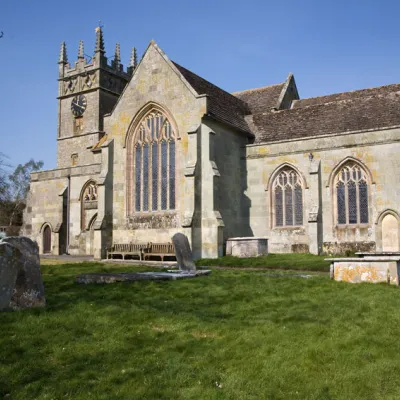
[196,253,330,272]
[1,262,400,399]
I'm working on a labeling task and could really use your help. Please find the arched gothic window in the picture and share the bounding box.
[83,182,97,201]
[335,162,369,225]
[81,181,98,231]
[272,168,303,227]
[131,110,176,213]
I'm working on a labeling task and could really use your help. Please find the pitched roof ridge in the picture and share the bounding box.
[232,82,284,95]
[293,82,400,106]
[171,61,250,110]
[291,90,400,111]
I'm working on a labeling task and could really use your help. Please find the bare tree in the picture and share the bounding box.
[6,159,43,228]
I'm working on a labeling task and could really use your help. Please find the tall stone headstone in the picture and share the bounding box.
[0,243,22,310]
[172,233,196,273]
[0,237,46,310]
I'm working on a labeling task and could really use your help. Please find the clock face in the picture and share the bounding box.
[71,95,87,117]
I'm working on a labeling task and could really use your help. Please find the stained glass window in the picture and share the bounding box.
[335,163,369,225]
[273,168,303,227]
[131,110,177,214]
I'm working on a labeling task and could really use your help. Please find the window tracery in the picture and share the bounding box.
[130,110,177,214]
[335,163,369,225]
[272,168,303,227]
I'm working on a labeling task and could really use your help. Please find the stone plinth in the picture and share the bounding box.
[226,237,268,258]
[326,256,400,285]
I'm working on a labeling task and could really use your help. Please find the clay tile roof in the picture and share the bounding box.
[172,62,252,134]
[292,83,400,109]
[232,83,285,113]
[252,90,400,143]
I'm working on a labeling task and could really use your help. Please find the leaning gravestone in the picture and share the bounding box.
[0,237,46,310]
[171,233,196,272]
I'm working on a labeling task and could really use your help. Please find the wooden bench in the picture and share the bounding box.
[143,242,176,261]
[107,243,148,260]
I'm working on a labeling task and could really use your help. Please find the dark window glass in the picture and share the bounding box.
[295,185,303,225]
[161,141,168,210]
[348,181,357,224]
[337,182,346,224]
[285,187,293,226]
[359,180,368,224]
[143,144,149,211]
[135,146,141,212]
[152,142,158,211]
[169,141,176,210]
[275,186,283,227]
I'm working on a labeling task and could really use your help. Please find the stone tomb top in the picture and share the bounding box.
[76,270,211,284]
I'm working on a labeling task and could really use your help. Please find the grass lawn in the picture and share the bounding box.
[1,262,400,399]
[196,253,330,272]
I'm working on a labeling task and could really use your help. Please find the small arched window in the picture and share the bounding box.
[81,181,98,231]
[272,167,303,227]
[335,162,369,225]
[83,182,98,201]
[130,110,177,214]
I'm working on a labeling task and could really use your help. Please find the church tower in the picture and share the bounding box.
[56,27,135,168]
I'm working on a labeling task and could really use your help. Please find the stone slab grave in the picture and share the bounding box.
[326,252,400,285]
[226,237,268,258]
[0,236,46,310]
[76,233,211,284]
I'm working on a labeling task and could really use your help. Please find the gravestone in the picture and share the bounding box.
[0,243,21,310]
[171,233,196,272]
[0,237,46,310]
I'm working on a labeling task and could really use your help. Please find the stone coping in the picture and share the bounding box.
[227,237,268,241]
[325,257,400,262]
[356,252,400,256]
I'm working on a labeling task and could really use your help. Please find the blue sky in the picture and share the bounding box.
[1,0,400,170]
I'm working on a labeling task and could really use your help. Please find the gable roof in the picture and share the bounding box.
[233,83,285,113]
[292,83,400,109]
[251,89,400,143]
[172,62,252,134]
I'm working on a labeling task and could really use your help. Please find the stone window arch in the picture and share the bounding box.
[81,181,98,230]
[333,161,370,225]
[271,167,304,227]
[127,107,178,215]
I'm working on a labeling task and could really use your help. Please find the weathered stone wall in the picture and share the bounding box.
[246,127,400,254]
[205,119,251,242]
[57,135,102,169]
[103,43,207,252]
[22,177,67,255]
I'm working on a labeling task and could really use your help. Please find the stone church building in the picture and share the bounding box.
[22,27,400,259]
